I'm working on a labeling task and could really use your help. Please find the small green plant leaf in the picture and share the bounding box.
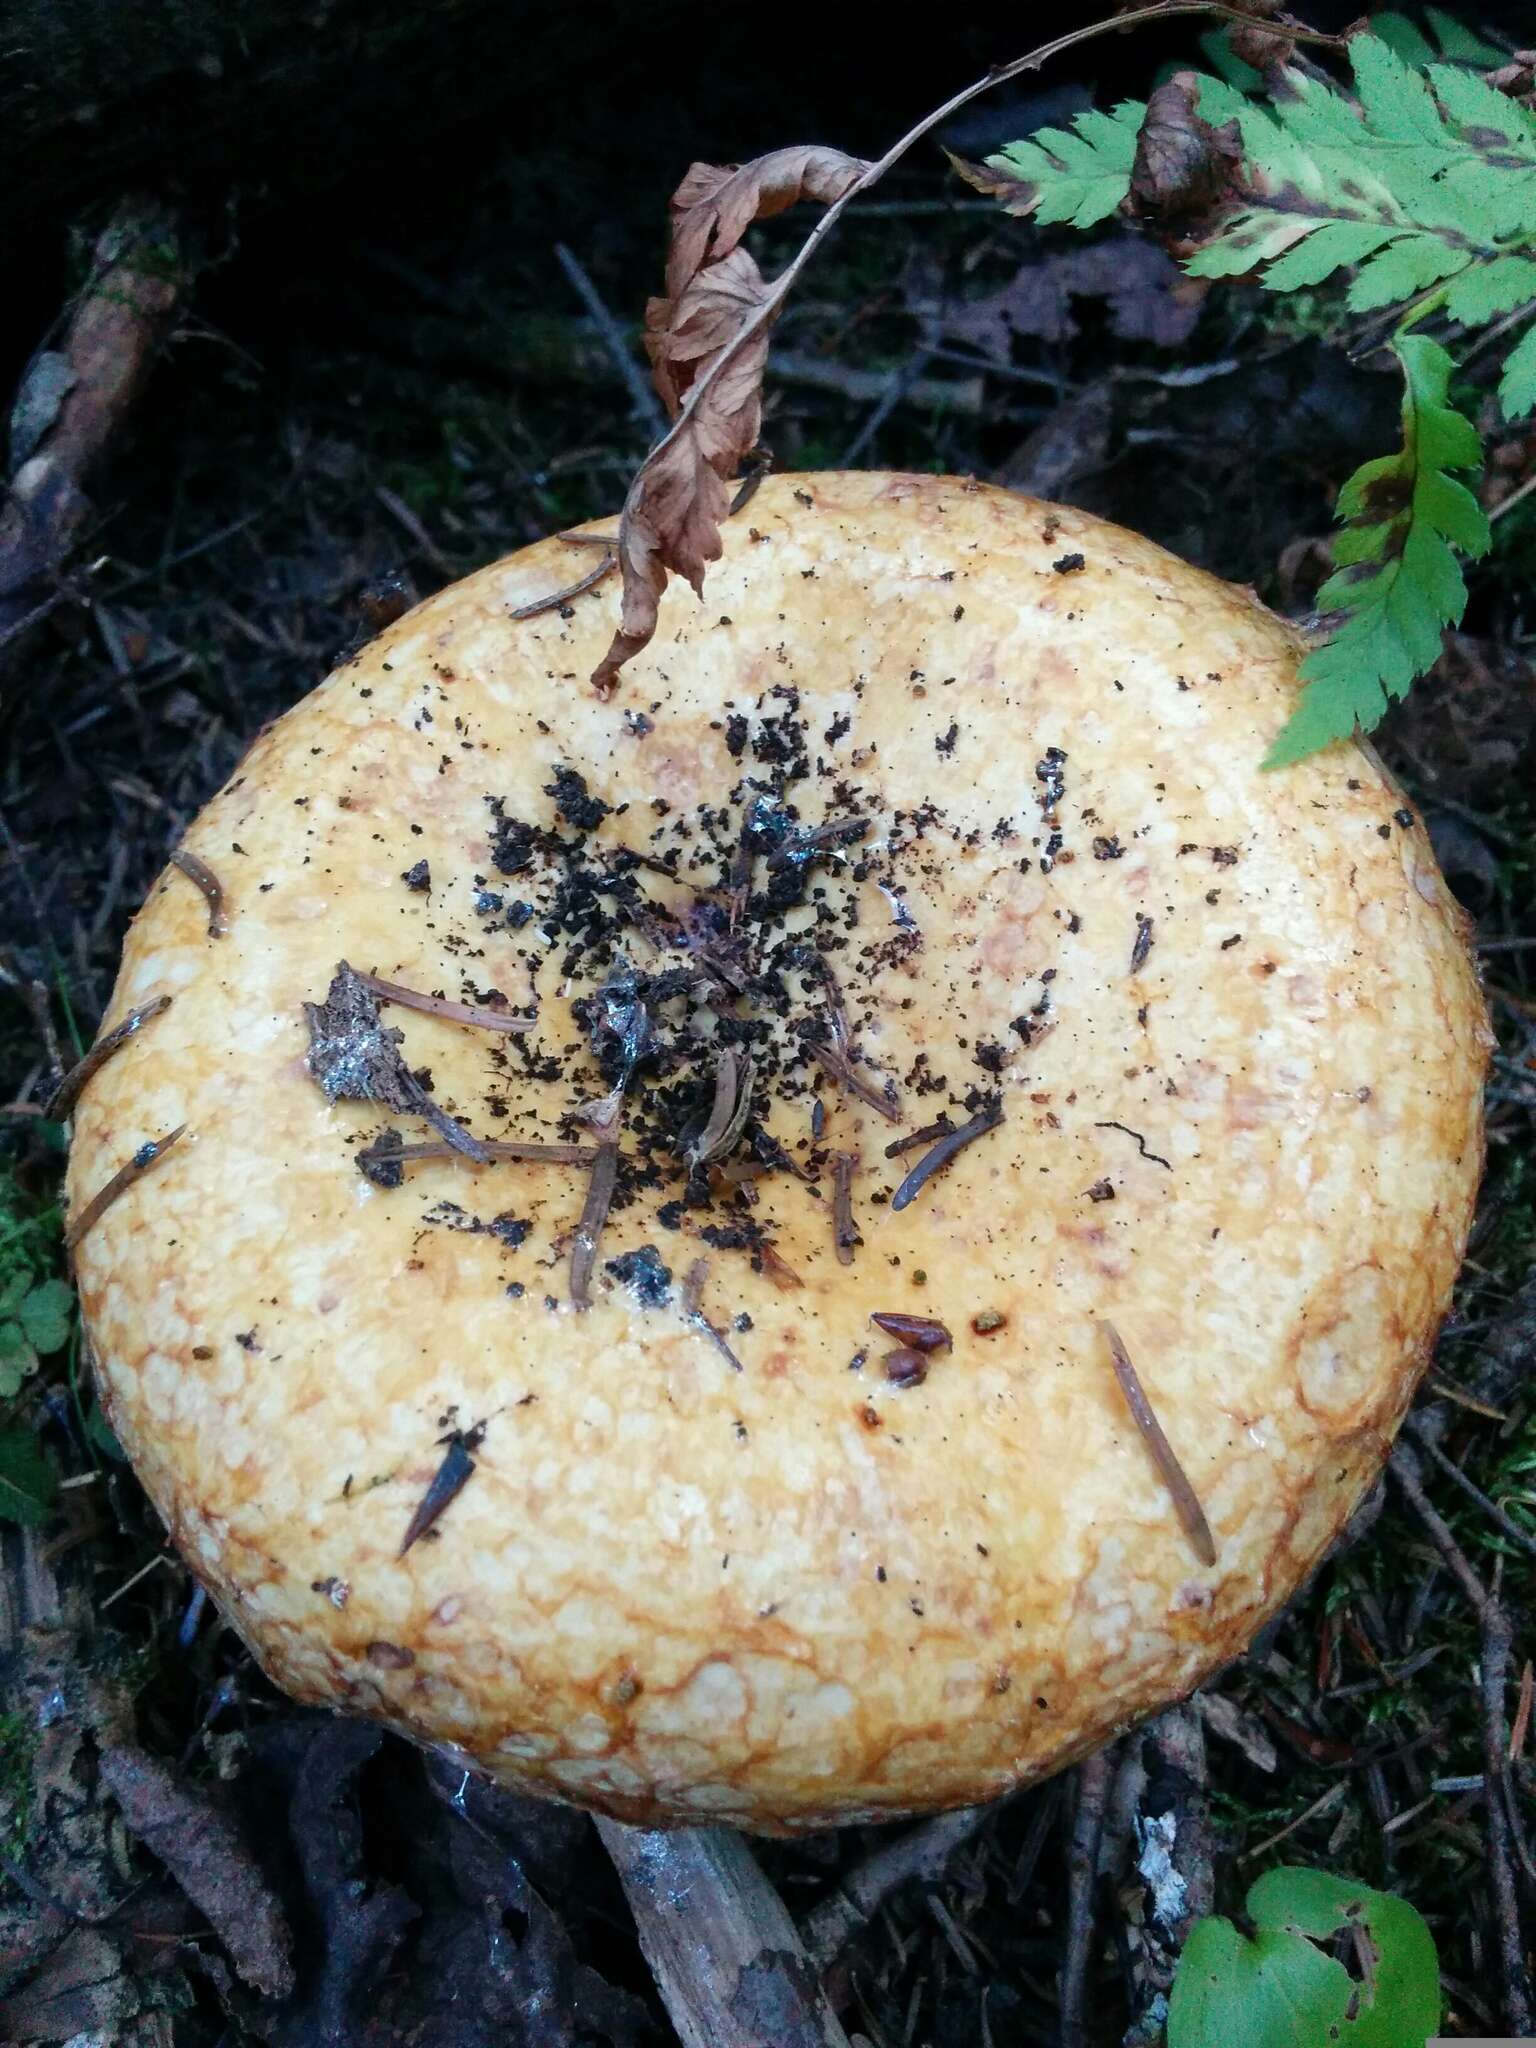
[1424,7,1515,68]
[1168,1912,1352,2048]
[1371,9,1504,70]
[0,1326,35,1399]
[17,1279,72,1356]
[1246,1868,1441,2047]
[85,1399,126,1462]
[0,1428,59,1529]
[1500,321,1536,420]
[1169,1867,1441,2048]
[1364,13,1436,71]
[1266,334,1487,766]
[975,102,1143,229]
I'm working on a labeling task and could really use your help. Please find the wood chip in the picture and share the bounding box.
[808,1040,901,1122]
[681,1258,744,1371]
[570,1132,620,1309]
[1098,1320,1217,1568]
[399,1430,481,1556]
[890,1100,1003,1212]
[832,1151,860,1265]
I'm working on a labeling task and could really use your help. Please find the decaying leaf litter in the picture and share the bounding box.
[2,2,1535,2041]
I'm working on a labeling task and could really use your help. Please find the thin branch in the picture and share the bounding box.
[554,242,668,439]
[807,1040,901,1123]
[800,1804,998,1970]
[1391,1442,1533,2035]
[511,548,617,621]
[1060,1747,1115,2048]
[357,1132,597,1182]
[570,1120,620,1308]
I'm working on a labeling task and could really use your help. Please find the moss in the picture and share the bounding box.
[0,1709,39,1858]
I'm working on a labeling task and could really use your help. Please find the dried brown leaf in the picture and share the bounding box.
[592,145,869,693]
[946,147,1039,217]
[665,146,868,301]
[99,1743,295,1998]
[1129,74,1241,227]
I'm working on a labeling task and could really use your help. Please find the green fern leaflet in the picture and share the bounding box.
[1267,336,1489,764]
[952,103,1143,229]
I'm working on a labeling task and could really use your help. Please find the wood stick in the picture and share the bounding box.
[1059,1747,1114,2048]
[1119,1706,1215,2047]
[1,199,189,668]
[597,1819,853,2048]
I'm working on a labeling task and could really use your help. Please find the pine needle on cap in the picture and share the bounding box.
[1098,1319,1217,1568]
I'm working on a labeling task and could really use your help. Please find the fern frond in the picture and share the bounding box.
[1266,336,1489,765]
[1185,34,1533,309]
[969,103,1144,230]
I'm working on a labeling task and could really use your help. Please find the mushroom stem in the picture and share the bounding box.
[596,1819,853,2048]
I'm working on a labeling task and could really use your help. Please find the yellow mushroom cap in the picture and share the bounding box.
[67,474,1488,1832]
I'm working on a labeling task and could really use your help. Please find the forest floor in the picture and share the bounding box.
[1,10,1533,2044]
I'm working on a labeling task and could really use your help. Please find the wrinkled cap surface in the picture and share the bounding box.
[69,474,1487,1831]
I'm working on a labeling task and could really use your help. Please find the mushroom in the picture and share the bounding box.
[65,474,1488,1832]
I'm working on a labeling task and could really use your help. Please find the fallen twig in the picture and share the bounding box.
[555,241,669,440]
[830,1150,860,1267]
[808,1040,901,1123]
[597,1819,853,2048]
[1060,1747,1115,2048]
[1,198,190,670]
[1391,1440,1533,2034]
[570,1119,621,1308]
[353,967,533,1034]
[801,1804,997,1971]
[356,1130,596,1185]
